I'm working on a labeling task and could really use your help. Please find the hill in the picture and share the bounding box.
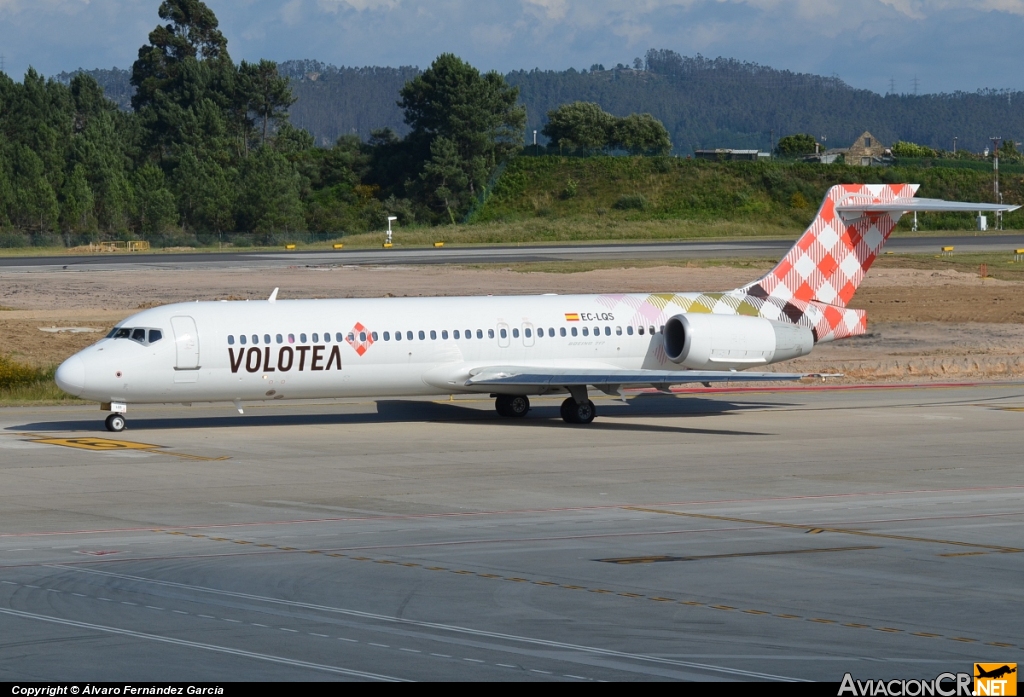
[55,50,1024,153]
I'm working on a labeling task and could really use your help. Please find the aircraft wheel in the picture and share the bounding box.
[495,395,512,417]
[105,414,126,433]
[561,398,596,424]
[506,395,530,417]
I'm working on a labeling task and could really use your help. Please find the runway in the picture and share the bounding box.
[3,234,1024,272]
[1,384,1022,681]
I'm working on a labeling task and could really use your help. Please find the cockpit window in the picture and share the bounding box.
[109,327,162,345]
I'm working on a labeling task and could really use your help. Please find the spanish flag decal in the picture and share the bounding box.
[564,313,580,321]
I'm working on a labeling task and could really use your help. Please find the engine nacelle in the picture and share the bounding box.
[663,313,814,370]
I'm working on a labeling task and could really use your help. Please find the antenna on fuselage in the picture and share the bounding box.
[268,288,279,303]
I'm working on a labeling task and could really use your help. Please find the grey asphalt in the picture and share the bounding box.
[3,234,1024,272]
[1,384,1022,681]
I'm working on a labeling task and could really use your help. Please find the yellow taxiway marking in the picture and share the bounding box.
[622,506,1024,555]
[158,529,1021,651]
[24,435,230,462]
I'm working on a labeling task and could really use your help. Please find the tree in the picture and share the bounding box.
[130,0,229,113]
[398,54,525,219]
[611,113,672,154]
[239,59,295,144]
[776,134,819,157]
[542,101,614,152]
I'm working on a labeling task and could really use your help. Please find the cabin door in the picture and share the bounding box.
[171,316,201,382]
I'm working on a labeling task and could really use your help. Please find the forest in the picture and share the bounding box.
[3,0,1021,249]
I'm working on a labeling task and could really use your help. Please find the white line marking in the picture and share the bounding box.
[47,589,61,593]
[400,648,421,653]
[197,614,214,618]
[55,565,803,682]
[431,653,452,658]
[172,610,189,615]
[369,642,389,648]
[24,584,40,588]
[71,593,85,597]
[531,669,552,674]
[122,602,138,606]
[564,675,588,680]
[146,606,164,610]
[280,628,298,633]
[309,633,329,637]
[223,618,241,623]
[497,664,517,668]
[338,637,357,643]
[0,607,406,681]
[97,597,112,602]
[464,658,484,663]
[0,581,16,585]
[251,623,268,627]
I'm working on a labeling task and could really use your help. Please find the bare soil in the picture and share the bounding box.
[2,264,1022,381]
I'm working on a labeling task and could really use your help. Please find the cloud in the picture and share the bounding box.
[0,0,1021,93]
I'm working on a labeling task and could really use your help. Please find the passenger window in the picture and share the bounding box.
[407,331,414,340]
[512,328,519,338]
[626,326,633,335]
[288,333,295,344]
[453,330,460,339]
[571,327,577,336]
[240,335,247,345]
[419,331,425,340]
[370,331,377,341]
[479,329,485,339]
[301,333,307,342]
[467,329,473,339]
[149,329,162,343]
[394,331,401,342]
[499,328,507,339]
[312,333,319,342]
[560,327,566,337]
[360,332,367,342]
[384,331,390,341]
[430,330,437,340]
[276,334,283,344]
[324,332,331,343]
[548,328,555,337]
[442,330,448,340]
[336,333,343,342]
[649,326,656,335]
[488,329,495,339]
[132,328,147,342]
[638,326,645,335]
[604,327,611,336]
[524,328,531,338]
[264,334,271,344]
[582,327,589,336]
[228,335,235,345]
[252,335,259,345]
[615,326,622,336]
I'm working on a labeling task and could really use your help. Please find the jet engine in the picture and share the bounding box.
[663,313,813,370]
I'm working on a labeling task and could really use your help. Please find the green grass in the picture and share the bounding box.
[0,356,81,405]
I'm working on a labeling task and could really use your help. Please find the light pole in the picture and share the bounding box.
[953,136,957,155]
[386,216,397,246]
[533,130,537,147]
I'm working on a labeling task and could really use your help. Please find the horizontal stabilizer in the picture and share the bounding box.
[836,198,1019,219]
[466,367,828,389]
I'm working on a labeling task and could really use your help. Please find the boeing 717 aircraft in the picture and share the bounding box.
[54,184,1016,431]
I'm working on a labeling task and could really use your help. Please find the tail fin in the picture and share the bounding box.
[734,184,1018,342]
[741,184,918,308]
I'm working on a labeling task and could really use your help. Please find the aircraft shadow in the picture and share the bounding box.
[9,394,786,436]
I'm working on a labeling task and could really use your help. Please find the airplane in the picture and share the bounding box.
[976,666,1017,680]
[54,184,1017,432]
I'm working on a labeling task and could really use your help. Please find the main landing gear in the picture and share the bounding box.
[560,397,596,425]
[104,413,126,432]
[495,394,530,418]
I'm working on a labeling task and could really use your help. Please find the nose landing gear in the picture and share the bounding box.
[104,413,126,432]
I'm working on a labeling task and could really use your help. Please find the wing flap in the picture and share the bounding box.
[836,198,1019,214]
[465,367,822,388]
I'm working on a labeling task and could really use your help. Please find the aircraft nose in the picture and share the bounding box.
[55,355,85,397]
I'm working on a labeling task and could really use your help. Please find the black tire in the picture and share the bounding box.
[573,399,596,425]
[507,395,530,417]
[560,398,576,423]
[495,395,511,417]
[105,414,126,432]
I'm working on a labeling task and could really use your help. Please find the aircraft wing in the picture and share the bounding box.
[836,198,1020,214]
[464,367,823,389]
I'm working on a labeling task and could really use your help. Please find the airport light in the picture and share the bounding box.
[386,216,398,246]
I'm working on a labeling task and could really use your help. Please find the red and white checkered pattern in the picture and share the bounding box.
[345,322,374,356]
[743,184,917,307]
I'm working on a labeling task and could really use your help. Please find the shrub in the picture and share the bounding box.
[614,194,648,210]
[892,141,938,158]
[0,356,48,390]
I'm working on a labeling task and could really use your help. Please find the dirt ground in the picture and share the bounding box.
[2,264,1022,381]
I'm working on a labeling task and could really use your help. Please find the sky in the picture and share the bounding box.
[1,0,1023,94]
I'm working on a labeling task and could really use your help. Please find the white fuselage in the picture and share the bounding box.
[55,291,804,406]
